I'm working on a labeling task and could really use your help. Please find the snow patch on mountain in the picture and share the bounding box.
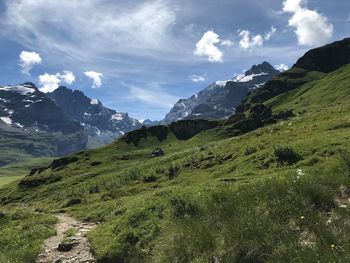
[90,99,99,105]
[111,113,124,121]
[0,85,35,95]
[0,116,12,126]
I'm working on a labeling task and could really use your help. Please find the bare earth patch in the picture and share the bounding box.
[36,214,96,263]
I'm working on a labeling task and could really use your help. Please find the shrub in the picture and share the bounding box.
[90,161,102,166]
[244,146,257,156]
[339,150,350,176]
[168,163,180,180]
[142,175,158,183]
[170,197,199,218]
[273,145,301,165]
[89,185,100,194]
[64,198,82,207]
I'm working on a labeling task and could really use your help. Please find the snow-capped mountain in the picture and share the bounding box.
[163,62,279,123]
[0,83,87,165]
[47,86,141,147]
[0,83,83,134]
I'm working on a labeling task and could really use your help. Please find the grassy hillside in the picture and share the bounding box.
[0,157,53,189]
[0,63,350,262]
[0,128,86,167]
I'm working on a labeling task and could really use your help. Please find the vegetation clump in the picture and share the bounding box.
[273,144,302,165]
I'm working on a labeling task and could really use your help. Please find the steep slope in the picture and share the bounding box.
[237,38,350,112]
[294,37,350,73]
[0,83,87,166]
[48,87,141,148]
[164,61,279,123]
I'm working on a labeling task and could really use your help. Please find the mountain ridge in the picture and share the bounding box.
[47,86,142,147]
[163,61,279,123]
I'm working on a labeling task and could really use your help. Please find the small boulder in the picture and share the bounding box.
[148,148,165,158]
[57,242,76,252]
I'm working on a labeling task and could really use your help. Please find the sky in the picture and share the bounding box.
[0,0,349,121]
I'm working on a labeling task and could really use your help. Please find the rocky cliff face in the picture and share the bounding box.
[163,62,279,123]
[47,86,141,147]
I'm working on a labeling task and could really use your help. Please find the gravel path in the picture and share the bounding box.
[36,214,96,263]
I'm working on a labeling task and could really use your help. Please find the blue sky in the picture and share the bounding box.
[0,0,349,120]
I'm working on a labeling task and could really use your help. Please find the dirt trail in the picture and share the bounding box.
[36,214,96,263]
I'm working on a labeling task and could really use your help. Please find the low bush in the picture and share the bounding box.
[244,146,257,156]
[273,145,302,165]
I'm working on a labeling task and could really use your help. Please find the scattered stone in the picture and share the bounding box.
[57,242,76,252]
[148,148,165,158]
[36,214,96,263]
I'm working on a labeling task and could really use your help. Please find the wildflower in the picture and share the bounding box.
[326,219,332,225]
[301,216,305,219]
[296,169,305,176]
[330,244,335,249]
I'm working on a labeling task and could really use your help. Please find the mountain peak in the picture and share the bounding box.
[244,61,278,76]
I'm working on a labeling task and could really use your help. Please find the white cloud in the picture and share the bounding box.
[39,73,61,93]
[126,84,178,109]
[282,0,333,46]
[194,31,223,62]
[264,26,277,40]
[189,74,206,82]
[238,26,276,50]
[221,40,234,47]
[60,70,75,85]
[84,71,103,88]
[275,64,289,72]
[38,70,76,93]
[238,30,264,49]
[282,0,306,13]
[19,51,42,74]
[346,13,350,22]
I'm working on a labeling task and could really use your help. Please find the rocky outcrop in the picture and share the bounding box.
[148,148,165,158]
[294,37,350,73]
[124,119,218,146]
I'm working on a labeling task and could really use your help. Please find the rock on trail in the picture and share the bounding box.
[36,214,96,263]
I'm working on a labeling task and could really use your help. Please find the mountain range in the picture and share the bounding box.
[0,61,282,166]
[0,83,142,166]
[47,87,141,148]
[163,61,279,123]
